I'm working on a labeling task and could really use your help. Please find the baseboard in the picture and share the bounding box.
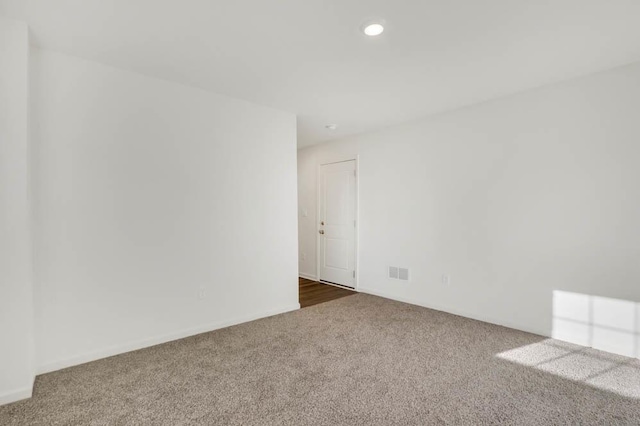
[0,377,34,406]
[358,287,547,337]
[37,303,300,375]
[299,272,318,281]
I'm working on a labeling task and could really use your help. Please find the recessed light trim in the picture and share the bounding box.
[325,124,338,131]
[363,23,384,36]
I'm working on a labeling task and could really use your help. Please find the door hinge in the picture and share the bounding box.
[353,270,356,278]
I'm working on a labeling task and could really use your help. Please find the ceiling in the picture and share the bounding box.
[2,1,640,147]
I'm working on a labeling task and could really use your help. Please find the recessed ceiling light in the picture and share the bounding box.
[363,23,384,36]
[325,124,338,130]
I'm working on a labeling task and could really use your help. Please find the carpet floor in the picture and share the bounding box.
[1,293,639,425]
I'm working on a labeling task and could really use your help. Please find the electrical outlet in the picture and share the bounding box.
[197,285,207,300]
[302,252,307,261]
[441,274,450,285]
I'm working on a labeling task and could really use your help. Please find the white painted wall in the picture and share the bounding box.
[298,62,640,352]
[0,17,35,404]
[30,49,299,373]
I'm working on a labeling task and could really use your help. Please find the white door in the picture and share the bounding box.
[319,160,356,288]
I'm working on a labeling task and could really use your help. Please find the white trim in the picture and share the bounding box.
[315,163,322,285]
[37,304,300,375]
[0,377,34,406]
[298,272,318,281]
[358,287,546,337]
[354,155,360,291]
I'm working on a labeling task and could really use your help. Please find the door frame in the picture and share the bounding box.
[316,156,359,291]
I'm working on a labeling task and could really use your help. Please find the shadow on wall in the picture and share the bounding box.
[497,290,640,400]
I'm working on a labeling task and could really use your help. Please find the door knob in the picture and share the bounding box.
[321,221,325,225]
[319,230,325,235]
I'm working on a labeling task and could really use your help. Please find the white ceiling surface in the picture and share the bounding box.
[2,1,640,147]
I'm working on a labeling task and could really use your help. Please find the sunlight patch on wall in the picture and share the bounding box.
[552,290,639,358]
[497,291,639,399]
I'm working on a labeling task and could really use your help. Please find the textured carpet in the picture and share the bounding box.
[1,293,639,425]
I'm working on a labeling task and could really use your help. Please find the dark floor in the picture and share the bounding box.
[299,277,355,308]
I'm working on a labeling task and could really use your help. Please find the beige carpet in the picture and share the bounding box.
[1,293,639,425]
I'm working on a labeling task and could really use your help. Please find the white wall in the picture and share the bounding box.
[298,62,640,353]
[0,17,35,404]
[30,49,299,373]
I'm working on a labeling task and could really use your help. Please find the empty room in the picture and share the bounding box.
[1,1,639,424]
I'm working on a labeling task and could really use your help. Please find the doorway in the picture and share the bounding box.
[318,160,357,288]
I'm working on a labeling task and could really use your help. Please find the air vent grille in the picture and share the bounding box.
[388,266,398,279]
[389,266,409,281]
[398,268,409,281]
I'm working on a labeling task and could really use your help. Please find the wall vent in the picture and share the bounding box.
[398,268,409,281]
[389,266,409,281]
[388,266,399,279]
